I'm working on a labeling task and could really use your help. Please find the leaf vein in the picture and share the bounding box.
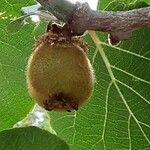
[116,79,150,105]
[101,42,150,61]
[89,31,150,145]
[111,65,150,85]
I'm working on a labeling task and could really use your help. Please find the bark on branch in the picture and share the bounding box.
[70,3,150,34]
[37,0,150,43]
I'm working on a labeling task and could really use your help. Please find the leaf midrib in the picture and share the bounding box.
[89,31,150,147]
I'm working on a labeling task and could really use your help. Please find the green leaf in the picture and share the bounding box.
[7,15,31,33]
[0,126,70,150]
[104,0,150,11]
[98,0,150,10]
[48,0,150,150]
[0,0,36,130]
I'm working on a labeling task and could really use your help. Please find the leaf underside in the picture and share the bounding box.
[0,127,69,150]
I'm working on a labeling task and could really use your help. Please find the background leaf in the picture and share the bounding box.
[0,0,36,130]
[0,126,69,150]
[98,0,150,10]
[49,0,150,149]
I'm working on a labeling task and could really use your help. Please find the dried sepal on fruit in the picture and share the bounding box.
[26,28,94,112]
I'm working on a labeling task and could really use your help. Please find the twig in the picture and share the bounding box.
[36,0,150,43]
[69,3,150,35]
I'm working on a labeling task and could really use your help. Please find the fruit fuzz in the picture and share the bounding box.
[26,28,94,112]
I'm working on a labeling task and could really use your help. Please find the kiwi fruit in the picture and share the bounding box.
[26,29,94,112]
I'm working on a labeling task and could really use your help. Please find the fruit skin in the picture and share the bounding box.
[26,32,94,111]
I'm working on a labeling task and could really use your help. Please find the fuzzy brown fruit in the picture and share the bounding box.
[26,32,94,112]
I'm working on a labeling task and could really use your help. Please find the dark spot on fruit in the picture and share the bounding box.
[43,93,78,111]
[43,99,54,111]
